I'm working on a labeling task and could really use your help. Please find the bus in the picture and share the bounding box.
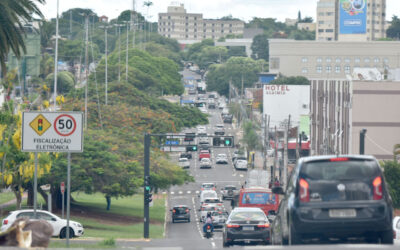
[238,187,279,216]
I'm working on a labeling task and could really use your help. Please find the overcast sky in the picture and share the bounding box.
[41,0,400,23]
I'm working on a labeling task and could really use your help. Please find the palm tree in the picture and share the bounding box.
[394,144,400,161]
[0,0,45,76]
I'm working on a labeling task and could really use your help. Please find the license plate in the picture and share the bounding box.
[242,226,254,231]
[329,209,356,218]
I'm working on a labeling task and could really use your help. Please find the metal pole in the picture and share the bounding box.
[126,22,129,81]
[84,15,89,130]
[105,26,108,105]
[62,190,64,219]
[144,133,150,239]
[118,25,121,82]
[359,129,367,155]
[53,0,59,110]
[66,152,71,246]
[34,152,38,219]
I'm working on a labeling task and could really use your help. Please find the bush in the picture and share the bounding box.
[382,161,400,208]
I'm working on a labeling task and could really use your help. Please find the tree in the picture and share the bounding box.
[382,161,400,208]
[60,8,98,24]
[300,17,314,23]
[0,0,45,75]
[45,71,75,94]
[269,76,310,85]
[251,34,269,61]
[241,121,262,157]
[387,16,400,40]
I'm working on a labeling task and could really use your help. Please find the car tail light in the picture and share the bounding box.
[172,209,176,213]
[330,157,349,162]
[201,188,204,191]
[185,209,189,213]
[212,187,216,190]
[227,224,240,228]
[373,176,383,200]
[299,178,310,203]
[257,223,270,228]
[3,219,8,225]
[207,225,211,229]
[201,207,204,211]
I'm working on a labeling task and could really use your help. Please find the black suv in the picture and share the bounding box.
[271,155,393,245]
[180,152,192,159]
[171,205,191,223]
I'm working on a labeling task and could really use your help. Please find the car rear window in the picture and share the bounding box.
[225,187,236,190]
[174,207,188,214]
[242,193,276,205]
[203,192,217,198]
[230,211,266,221]
[300,159,379,181]
[202,184,215,188]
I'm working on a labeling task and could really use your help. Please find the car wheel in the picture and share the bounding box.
[59,227,75,239]
[187,218,191,223]
[288,224,301,245]
[223,237,231,247]
[380,230,394,244]
[172,219,175,223]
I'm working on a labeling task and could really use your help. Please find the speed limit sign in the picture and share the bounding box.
[22,112,83,152]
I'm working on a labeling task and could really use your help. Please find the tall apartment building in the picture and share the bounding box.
[158,4,244,41]
[317,0,386,41]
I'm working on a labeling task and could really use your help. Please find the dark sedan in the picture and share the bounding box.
[222,207,270,247]
[171,205,191,223]
[180,152,192,159]
[271,155,393,245]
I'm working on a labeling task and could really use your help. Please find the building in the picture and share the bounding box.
[297,22,316,32]
[310,78,400,160]
[316,0,387,41]
[285,18,298,26]
[268,39,400,80]
[158,4,244,41]
[99,15,108,23]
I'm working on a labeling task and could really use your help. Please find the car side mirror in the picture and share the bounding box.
[272,186,285,195]
[51,217,57,221]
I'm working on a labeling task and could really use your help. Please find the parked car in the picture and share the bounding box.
[221,185,239,200]
[171,205,191,223]
[216,153,228,164]
[178,158,190,169]
[394,216,400,240]
[1,209,84,239]
[271,155,394,245]
[180,152,192,159]
[200,158,212,169]
[222,207,270,247]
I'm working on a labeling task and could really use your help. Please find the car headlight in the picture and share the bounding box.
[73,222,83,228]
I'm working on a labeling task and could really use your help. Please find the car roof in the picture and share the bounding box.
[299,154,376,164]
[202,182,215,185]
[179,157,188,160]
[173,205,189,208]
[224,185,236,188]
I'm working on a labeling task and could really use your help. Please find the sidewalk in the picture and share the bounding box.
[0,192,28,210]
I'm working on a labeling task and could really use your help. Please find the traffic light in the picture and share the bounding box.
[213,137,221,146]
[145,192,153,203]
[144,176,151,187]
[223,137,233,147]
[186,145,198,151]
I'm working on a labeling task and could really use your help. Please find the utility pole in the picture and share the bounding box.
[359,129,367,155]
[99,25,109,105]
[69,11,72,40]
[115,24,123,83]
[123,21,130,82]
[143,133,151,239]
[283,115,291,188]
[228,78,232,104]
[131,0,136,48]
[82,14,90,130]
[53,0,60,110]
[273,126,277,182]
[263,114,268,170]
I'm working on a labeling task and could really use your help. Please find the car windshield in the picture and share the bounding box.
[202,206,216,211]
[203,192,217,198]
[224,186,236,190]
[202,184,215,188]
[212,211,228,216]
[242,192,276,205]
[230,211,266,221]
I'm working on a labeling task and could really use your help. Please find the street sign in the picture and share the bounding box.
[165,140,180,145]
[22,112,83,152]
[60,182,65,194]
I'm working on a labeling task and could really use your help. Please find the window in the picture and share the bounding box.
[383,58,389,64]
[270,58,280,69]
[327,12,334,16]
[318,12,325,16]
[317,57,322,63]
[326,58,332,63]
[302,68,308,73]
[326,29,334,32]
[318,29,324,33]
[302,57,308,63]
[335,66,341,73]
[374,58,380,63]
[319,21,324,25]
[364,57,370,63]
[326,65,332,73]
[194,17,197,20]
[335,58,341,63]
[316,65,322,73]
[345,58,351,63]
[345,65,351,74]
[355,58,361,63]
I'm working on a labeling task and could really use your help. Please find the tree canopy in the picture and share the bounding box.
[387,15,400,39]
[269,76,310,85]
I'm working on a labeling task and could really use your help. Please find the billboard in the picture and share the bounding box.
[339,0,367,34]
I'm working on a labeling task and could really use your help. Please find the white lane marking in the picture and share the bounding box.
[187,191,191,194]
[232,173,237,177]
[240,174,244,178]
[170,191,175,195]
[196,191,200,194]
[192,196,205,239]
[179,191,183,194]
[211,241,216,248]
[162,191,167,194]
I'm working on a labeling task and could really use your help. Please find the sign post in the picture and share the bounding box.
[22,112,83,247]
[60,182,65,219]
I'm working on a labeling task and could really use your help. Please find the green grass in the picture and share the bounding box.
[70,193,166,239]
[0,191,15,204]
[49,240,116,248]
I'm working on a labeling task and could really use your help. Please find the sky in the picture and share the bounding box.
[41,0,400,23]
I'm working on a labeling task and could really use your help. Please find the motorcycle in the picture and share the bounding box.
[204,224,213,239]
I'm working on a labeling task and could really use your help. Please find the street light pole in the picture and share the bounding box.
[123,21,130,82]
[114,24,123,83]
[99,25,109,105]
[53,0,59,110]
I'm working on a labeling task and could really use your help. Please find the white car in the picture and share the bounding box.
[197,126,206,133]
[1,209,84,238]
[178,157,190,169]
[214,124,225,135]
[200,158,212,168]
[394,216,400,240]
[199,137,210,145]
[234,159,248,170]
[215,153,228,164]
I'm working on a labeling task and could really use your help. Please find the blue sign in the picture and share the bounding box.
[181,100,194,104]
[166,140,180,145]
[339,0,367,34]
